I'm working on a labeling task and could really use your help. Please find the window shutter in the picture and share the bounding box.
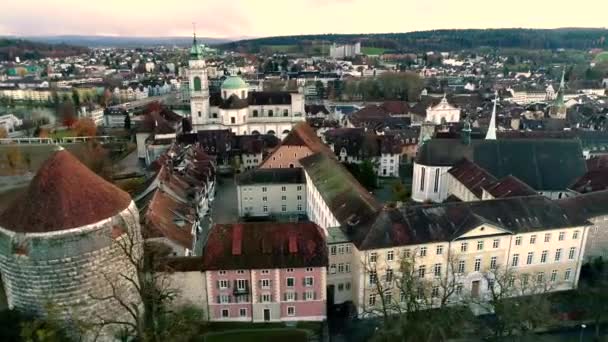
[216,281,219,289]
[217,296,220,304]
[259,280,262,288]
[314,291,317,300]
[270,294,273,302]
[295,292,298,301]
[233,280,237,289]
[227,280,230,288]
[228,296,232,303]
[269,280,272,287]
[284,293,287,301]
[302,278,306,286]
[259,295,262,303]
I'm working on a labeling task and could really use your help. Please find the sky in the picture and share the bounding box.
[1,0,607,38]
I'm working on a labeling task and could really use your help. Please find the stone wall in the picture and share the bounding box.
[0,202,142,336]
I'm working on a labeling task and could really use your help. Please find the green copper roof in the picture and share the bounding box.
[221,75,248,90]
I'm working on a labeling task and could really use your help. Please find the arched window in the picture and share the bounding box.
[268,110,274,117]
[267,130,276,136]
[241,90,246,99]
[193,77,202,91]
[282,129,290,135]
[251,130,260,135]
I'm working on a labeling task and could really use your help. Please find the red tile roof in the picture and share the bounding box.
[0,149,131,233]
[483,175,538,198]
[143,190,194,250]
[448,158,498,198]
[569,170,608,194]
[202,222,328,270]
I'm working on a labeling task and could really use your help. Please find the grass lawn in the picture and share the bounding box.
[205,329,308,342]
[362,47,387,55]
[265,45,297,53]
[50,129,77,139]
[593,51,608,63]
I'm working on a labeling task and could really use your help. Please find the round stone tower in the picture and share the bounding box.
[0,147,142,330]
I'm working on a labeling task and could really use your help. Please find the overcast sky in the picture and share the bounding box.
[2,0,607,38]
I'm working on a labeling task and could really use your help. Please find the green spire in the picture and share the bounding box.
[190,29,204,60]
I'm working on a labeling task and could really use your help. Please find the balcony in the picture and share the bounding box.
[233,286,250,296]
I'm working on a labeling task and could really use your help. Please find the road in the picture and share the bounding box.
[211,175,239,224]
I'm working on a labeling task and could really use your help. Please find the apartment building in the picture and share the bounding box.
[236,168,306,217]
[202,222,328,322]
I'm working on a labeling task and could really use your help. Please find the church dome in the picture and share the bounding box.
[0,148,132,233]
[221,75,248,90]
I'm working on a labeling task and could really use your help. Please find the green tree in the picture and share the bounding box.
[576,257,608,340]
[358,159,377,190]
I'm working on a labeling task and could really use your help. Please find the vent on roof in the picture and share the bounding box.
[288,234,298,253]
[232,224,243,256]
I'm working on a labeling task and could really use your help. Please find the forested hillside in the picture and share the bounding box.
[0,38,88,61]
[222,28,608,53]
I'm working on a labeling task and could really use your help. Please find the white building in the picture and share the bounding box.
[236,168,306,217]
[425,95,461,124]
[330,42,361,59]
[0,114,23,132]
[188,37,305,137]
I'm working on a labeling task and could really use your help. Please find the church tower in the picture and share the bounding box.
[550,68,567,119]
[189,32,210,129]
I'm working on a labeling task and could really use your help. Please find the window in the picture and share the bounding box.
[370,252,377,263]
[297,185,302,191]
[221,309,229,318]
[461,242,468,253]
[490,256,497,269]
[573,230,579,239]
[230,117,235,124]
[262,187,267,193]
[268,110,273,117]
[261,279,271,288]
[218,270,226,275]
[512,254,519,267]
[297,204,302,211]
[493,239,500,249]
[403,249,411,258]
[527,252,534,265]
[420,247,427,257]
[420,167,426,191]
[558,232,565,241]
[384,291,392,303]
[286,277,295,287]
[304,276,313,287]
[564,268,572,280]
[515,236,522,246]
[261,294,272,303]
[431,286,439,298]
[456,283,463,295]
[345,263,351,273]
[220,295,230,303]
[338,263,344,273]
[281,195,286,201]
[386,269,393,283]
[338,283,344,291]
[306,267,313,272]
[369,271,377,285]
[487,279,495,290]
[387,250,394,261]
[477,240,484,251]
[569,247,576,260]
[253,110,258,117]
[239,308,247,317]
[555,248,562,262]
[237,270,245,274]
[281,186,286,192]
[416,287,425,300]
[297,195,302,201]
[345,282,351,290]
[418,265,426,278]
[536,272,544,283]
[237,279,247,290]
[369,294,376,306]
[304,291,315,301]
[530,235,536,244]
[193,76,202,91]
[281,205,287,212]
[330,246,336,255]
[219,280,229,289]
[283,109,289,117]
[223,91,227,98]
[287,306,295,316]
[458,260,465,273]
[551,270,558,282]
[287,268,294,273]
[263,206,268,213]
[338,245,345,254]
[433,168,440,193]
[436,245,443,255]
[434,263,442,277]
[198,111,202,117]
[474,258,481,272]
[329,264,336,274]
[262,196,267,202]
[541,250,548,263]
[544,233,551,243]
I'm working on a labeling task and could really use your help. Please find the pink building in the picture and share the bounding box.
[203,222,328,322]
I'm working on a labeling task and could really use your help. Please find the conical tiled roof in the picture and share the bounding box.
[0,149,132,233]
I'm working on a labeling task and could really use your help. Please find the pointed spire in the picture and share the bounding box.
[485,91,498,140]
[192,22,197,45]
[559,67,566,90]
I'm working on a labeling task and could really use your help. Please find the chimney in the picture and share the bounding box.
[288,233,298,253]
[231,224,243,256]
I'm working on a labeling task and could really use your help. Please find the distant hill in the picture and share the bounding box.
[222,28,608,53]
[23,35,236,48]
[0,38,88,61]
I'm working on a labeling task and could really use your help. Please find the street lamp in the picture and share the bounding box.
[579,323,586,342]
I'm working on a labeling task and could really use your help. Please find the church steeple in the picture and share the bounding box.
[190,24,204,60]
[485,91,498,140]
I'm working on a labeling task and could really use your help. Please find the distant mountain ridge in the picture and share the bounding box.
[222,28,608,52]
[21,35,240,48]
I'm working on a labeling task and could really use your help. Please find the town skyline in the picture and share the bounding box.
[2,0,608,38]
